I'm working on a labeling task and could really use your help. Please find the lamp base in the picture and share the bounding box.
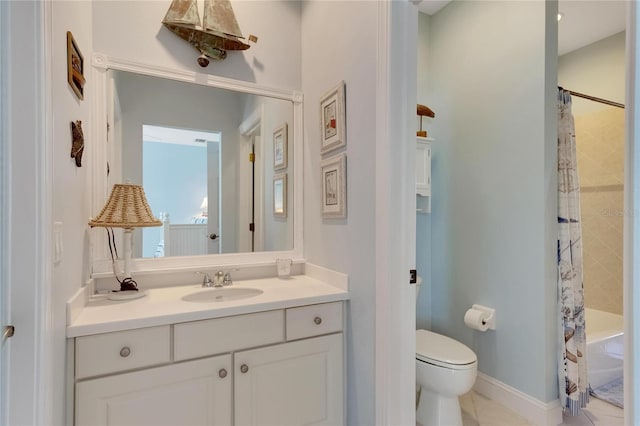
[108,290,147,301]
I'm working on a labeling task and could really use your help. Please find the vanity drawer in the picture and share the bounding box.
[75,325,171,379]
[174,310,285,361]
[286,302,343,340]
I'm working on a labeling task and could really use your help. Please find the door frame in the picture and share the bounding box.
[238,106,265,253]
[2,1,53,424]
[374,1,417,424]
[625,3,639,423]
[0,0,8,421]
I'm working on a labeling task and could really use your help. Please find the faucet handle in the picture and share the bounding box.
[223,272,233,286]
[196,271,214,287]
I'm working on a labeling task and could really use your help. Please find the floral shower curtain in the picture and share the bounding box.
[557,88,588,415]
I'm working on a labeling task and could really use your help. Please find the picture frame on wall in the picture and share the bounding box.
[321,154,346,218]
[320,81,346,154]
[273,124,288,170]
[66,31,86,100]
[273,173,287,218]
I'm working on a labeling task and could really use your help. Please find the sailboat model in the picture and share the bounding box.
[162,0,254,67]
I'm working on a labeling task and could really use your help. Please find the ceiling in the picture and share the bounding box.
[417,0,627,56]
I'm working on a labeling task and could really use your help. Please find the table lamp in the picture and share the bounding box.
[89,183,162,298]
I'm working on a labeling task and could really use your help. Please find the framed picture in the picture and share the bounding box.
[273,124,288,170]
[320,81,346,154]
[321,154,346,218]
[67,31,86,100]
[273,173,287,218]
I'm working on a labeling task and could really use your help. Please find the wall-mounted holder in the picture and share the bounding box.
[470,304,496,330]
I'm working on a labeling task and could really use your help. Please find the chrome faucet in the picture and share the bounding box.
[213,270,234,286]
[198,270,234,288]
[199,272,216,288]
[214,270,225,286]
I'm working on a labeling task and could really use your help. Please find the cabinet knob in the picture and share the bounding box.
[240,364,249,374]
[218,368,227,378]
[119,346,131,358]
[314,316,322,325]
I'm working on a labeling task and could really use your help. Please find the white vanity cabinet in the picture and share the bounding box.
[73,302,344,426]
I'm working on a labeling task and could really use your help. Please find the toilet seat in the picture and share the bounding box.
[416,329,477,370]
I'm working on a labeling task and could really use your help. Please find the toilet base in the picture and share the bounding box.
[416,387,463,426]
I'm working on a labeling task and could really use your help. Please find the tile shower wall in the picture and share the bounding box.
[575,107,624,315]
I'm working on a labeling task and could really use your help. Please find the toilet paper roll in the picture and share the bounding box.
[464,308,490,332]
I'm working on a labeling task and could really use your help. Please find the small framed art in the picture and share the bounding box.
[273,173,287,218]
[273,124,288,170]
[66,31,86,100]
[321,154,346,218]
[320,81,346,154]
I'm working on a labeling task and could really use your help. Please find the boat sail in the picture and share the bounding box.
[162,0,252,66]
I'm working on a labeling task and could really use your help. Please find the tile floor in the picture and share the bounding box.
[458,391,624,426]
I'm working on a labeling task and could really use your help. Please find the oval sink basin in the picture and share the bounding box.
[182,287,263,303]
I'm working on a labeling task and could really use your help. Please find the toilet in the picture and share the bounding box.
[415,278,478,426]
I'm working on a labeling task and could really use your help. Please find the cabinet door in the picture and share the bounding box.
[76,355,231,426]
[235,333,343,426]
[416,138,431,196]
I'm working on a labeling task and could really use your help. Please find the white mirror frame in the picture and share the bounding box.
[89,53,304,277]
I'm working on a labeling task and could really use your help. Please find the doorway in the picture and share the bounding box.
[558,5,626,416]
[141,125,221,257]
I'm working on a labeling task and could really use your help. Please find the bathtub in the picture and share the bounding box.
[585,308,623,389]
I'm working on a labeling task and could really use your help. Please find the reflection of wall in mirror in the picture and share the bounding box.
[115,71,242,258]
[241,95,294,252]
[114,70,295,258]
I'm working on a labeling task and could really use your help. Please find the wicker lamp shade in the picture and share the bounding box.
[89,184,162,228]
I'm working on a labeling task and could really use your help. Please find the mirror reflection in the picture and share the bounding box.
[108,69,294,258]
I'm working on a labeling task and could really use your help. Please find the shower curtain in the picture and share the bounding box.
[557,88,588,415]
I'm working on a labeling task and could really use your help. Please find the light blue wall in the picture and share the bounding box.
[416,12,432,331]
[422,1,558,402]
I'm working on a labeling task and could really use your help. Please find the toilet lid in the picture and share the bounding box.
[416,329,477,368]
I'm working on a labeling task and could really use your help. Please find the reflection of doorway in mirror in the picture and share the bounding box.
[141,125,221,258]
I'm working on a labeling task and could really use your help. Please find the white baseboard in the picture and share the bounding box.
[473,372,563,426]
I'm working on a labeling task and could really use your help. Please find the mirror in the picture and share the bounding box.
[90,54,303,275]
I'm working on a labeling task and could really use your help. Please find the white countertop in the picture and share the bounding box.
[67,275,349,338]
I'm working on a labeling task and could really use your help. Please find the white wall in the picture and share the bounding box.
[50,2,94,424]
[425,1,558,402]
[93,0,301,90]
[301,2,378,423]
[559,31,626,115]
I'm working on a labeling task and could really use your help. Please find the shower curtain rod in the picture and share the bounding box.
[561,87,625,109]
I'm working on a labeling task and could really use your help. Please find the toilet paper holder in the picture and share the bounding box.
[470,304,496,330]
